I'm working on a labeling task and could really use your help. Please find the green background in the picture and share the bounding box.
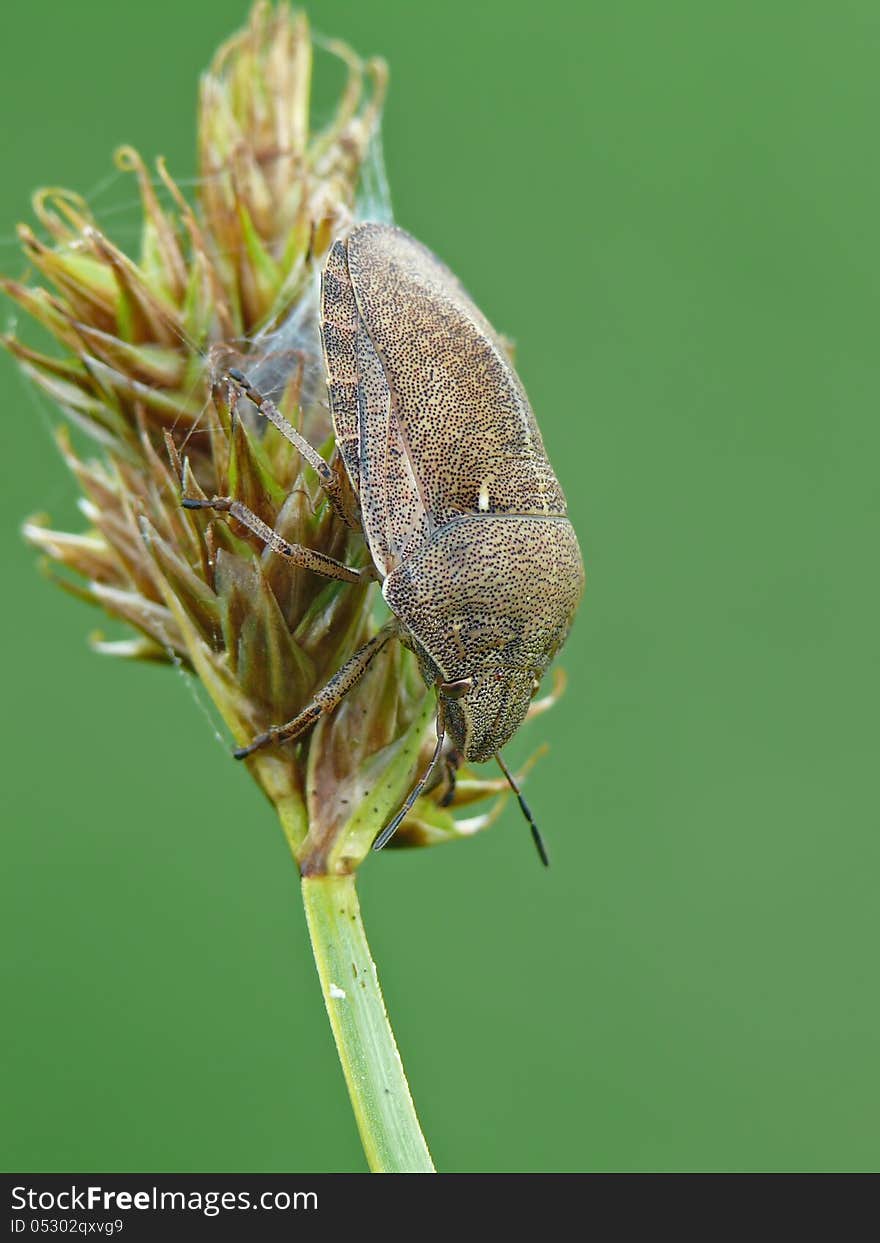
[2,0,878,1173]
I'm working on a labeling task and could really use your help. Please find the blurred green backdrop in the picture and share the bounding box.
[2,0,878,1173]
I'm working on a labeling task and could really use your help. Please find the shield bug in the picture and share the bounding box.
[184,223,584,859]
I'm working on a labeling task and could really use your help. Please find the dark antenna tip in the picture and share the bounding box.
[529,821,551,868]
[496,752,550,868]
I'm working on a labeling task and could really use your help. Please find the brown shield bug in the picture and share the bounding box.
[184,223,584,860]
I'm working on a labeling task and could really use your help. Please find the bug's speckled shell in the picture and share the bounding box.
[320,223,584,762]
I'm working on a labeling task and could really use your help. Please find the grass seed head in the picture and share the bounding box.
[4,3,559,872]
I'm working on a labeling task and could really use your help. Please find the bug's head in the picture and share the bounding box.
[436,664,542,763]
[382,512,584,766]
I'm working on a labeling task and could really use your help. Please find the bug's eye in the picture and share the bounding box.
[438,677,473,700]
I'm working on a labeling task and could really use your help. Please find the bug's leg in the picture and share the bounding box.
[181,496,375,584]
[372,704,448,851]
[234,621,399,759]
[225,368,359,528]
[439,749,461,807]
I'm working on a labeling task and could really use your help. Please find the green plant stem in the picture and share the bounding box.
[301,872,435,1173]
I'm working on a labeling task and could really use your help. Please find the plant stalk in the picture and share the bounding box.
[301,872,435,1173]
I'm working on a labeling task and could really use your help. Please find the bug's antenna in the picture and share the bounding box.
[372,709,447,852]
[496,752,550,867]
